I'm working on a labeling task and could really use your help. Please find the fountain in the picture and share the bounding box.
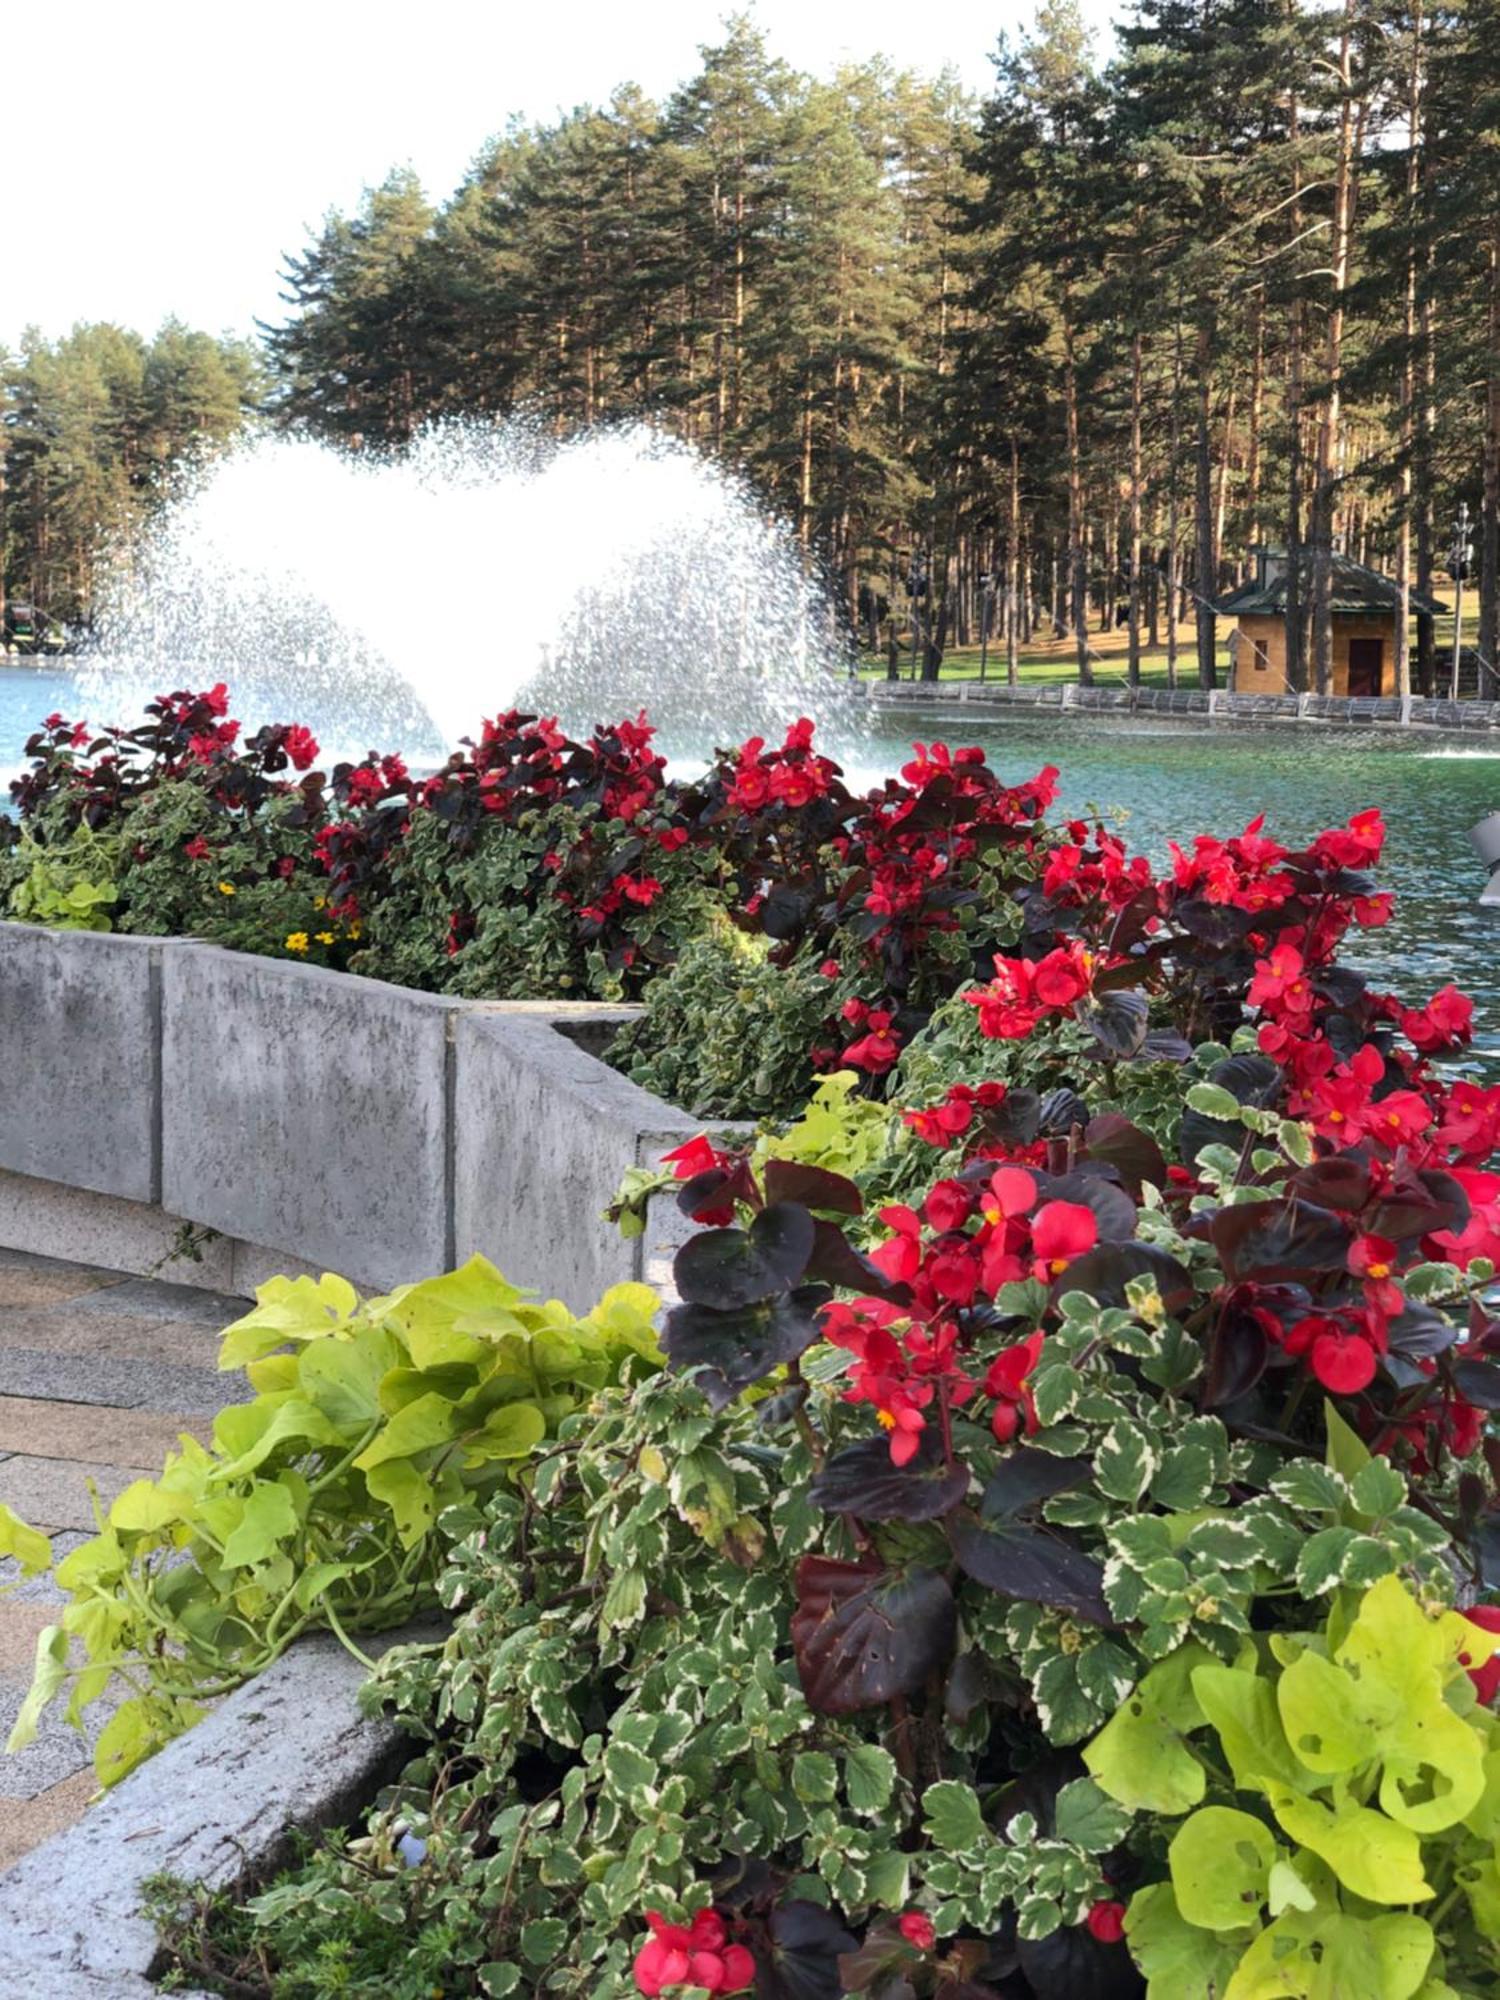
[81,420,855,761]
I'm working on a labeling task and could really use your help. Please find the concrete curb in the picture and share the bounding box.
[0,927,713,1307]
[0,1619,443,1996]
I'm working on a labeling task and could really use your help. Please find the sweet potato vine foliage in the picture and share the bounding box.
[650,795,1500,1996]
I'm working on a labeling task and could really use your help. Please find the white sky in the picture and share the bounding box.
[5,0,1116,352]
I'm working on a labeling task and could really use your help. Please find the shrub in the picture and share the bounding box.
[9,1258,661,1787]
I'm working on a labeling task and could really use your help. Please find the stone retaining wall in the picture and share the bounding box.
[0,924,708,1306]
[867,680,1500,734]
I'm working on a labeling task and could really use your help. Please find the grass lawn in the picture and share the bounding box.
[858,620,1229,686]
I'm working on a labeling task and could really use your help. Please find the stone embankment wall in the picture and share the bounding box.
[868,680,1500,734]
[0,925,708,1306]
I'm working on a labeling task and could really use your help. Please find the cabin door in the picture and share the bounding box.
[1348,638,1384,697]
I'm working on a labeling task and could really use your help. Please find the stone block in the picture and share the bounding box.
[161,948,457,1292]
[0,923,164,1202]
[453,1009,701,1310]
[0,1172,241,1294]
[0,1620,440,1991]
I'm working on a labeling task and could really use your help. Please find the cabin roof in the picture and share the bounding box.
[1214,548,1447,620]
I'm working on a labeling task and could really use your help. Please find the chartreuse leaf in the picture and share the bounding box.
[217,1273,359,1368]
[5,1623,67,1752]
[1277,1649,1374,1776]
[1323,1399,1373,1483]
[0,1501,51,1576]
[1266,1785,1432,1904]
[220,1480,300,1568]
[461,1401,547,1465]
[353,1391,461,1471]
[1224,1909,1434,2000]
[1083,1645,1214,1813]
[1192,1663,1310,1795]
[1168,1806,1276,1931]
[1124,1882,1245,1999]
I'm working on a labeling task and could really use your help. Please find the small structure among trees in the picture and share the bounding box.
[1216,549,1447,697]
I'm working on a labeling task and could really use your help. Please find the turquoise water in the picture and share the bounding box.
[857,711,1500,1063]
[6,667,1498,1056]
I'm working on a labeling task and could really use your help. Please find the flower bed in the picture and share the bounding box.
[8,687,1500,1995]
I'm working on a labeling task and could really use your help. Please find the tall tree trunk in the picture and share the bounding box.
[1007,438,1021,686]
[1128,331,1144,686]
[1194,321,1218,688]
[1167,305,1184,690]
[1311,0,1362,695]
[1245,293,1265,559]
[1395,0,1424,703]
[1482,229,1500,699]
[1063,315,1092,683]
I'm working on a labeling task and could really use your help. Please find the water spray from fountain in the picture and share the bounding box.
[82,420,858,764]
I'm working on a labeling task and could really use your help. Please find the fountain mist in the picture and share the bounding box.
[83,421,857,761]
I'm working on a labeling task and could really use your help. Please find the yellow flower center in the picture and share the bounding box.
[876,1409,897,1432]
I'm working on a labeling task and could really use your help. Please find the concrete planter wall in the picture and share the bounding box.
[0,923,709,1305]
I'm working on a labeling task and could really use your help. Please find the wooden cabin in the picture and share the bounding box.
[1215,550,1446,696]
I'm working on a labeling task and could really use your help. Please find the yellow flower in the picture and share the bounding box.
[348,921,363,940]
[313,895,327,910]
[284,931,309,954]
[315,931,335,946]
[217,880,236,896]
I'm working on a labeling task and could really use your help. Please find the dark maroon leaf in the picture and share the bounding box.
[948,1512,1111,1624]
[1084,1115,1168,1196]
[1038,1087,1089,1134]
[1288,1156,1374,1214]
[1035,1172,1137,1244]
[1077,989,1149,1059]
[674,1203,818,1308]
[762,1160,863,1216]
[1474,1512,1500,1589]
[981,1448,1090,1518]
[792,1557,956,1714]
[661,1286,829,1410]
[1204,1289,1284,1406]
[802,1219,909,1301]
[810,1434,970,1522]
[1017,1922,1144,2000]
[1211,1199,1352,1283]
[761,884,812,939]
[1455,1358,1500,1409]
[984,1089,1041,1144]
[1175,896,1254,947]
[676,1159,758,1221]
[1139,1029,1195,1064]
[1385,1304,1459,1362]
[1052,1241,1195,1314]
[758,1899,860,2000]
[945,1649,991,1723]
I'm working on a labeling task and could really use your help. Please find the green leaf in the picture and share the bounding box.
[519,1918,569,1966]
[1295,1525,1358,1597]
[1052,1776,1133,1854]
[220,1480,299,1569]
[461,1400,547,1465]
[107,1480,184,1536]
[353,1391,461,1471]
[1168,1805,1275,1930]
[792,1751,838,1804]
[1227,1908,1435,2000]
[93,1694,167,1787]
[363,1458,438,1548]
[217,1273,359,1369]
[1323,1400,1373,1482]
[1186,1083,1244,1121]
[1124,1882,1244,1999]
[1083,1646,1213,1814]
[924,1779,987,1853]
[6,1623,68,1752]
[1350,1459,1406,1521]
[844,1743,897,1816]
[1267,1784,1432,1905]
[1152,1444,1216,1512]
[0,1501,51,1576]
[1270,1463,1348,1514]
[1191,1663,1308,1795]
[1094,1420,1159,1504]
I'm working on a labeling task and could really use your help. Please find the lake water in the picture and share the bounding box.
[5,664,1499,1057]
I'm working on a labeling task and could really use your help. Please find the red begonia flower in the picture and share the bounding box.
[1031,1201,1098,1279]
[1459,1606,1500,1705]
[1086,1901,1127,1945]
[897,1910,937,1950]
[1309,1328,1377,1394]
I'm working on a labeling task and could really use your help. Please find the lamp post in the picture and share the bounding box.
[977,571,994,683]
[1450,501,1472,701]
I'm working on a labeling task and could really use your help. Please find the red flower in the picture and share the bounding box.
[1459,1606,1500,1706]
[985,1330,1044,1442]
[897,1910,936,1951]
[1309,1326,1378,1395]
[1348,1234,1402,1316]
[283,724,319,772]
[871,1206,924,1285]
[924,1180,973,1234]
[1031,1201,1098,1281]
[633,1910,753,1996]
[980,1165,1038,1227]
[183,835,211,860]
[1403,984,1474,1053]
[845,1010,902,1074]
[1086,1901,1127,1945]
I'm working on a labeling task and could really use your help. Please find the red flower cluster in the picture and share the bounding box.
[840,999,902,1074]
[633,1909,753,1996]
[902,1081,1007,1147]
[726,717,835,813]
[966,943,1096,1041]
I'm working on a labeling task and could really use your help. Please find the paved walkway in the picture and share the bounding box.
[0,1246,250,1871]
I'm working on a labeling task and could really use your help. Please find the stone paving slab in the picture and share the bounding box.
[0,1305,228,1368]
[0,1262,123,1310]
[0,1347,247,1415]
[0,1395,212,1468]
[0,1458,136,1533]
[66,1275,247,1324]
